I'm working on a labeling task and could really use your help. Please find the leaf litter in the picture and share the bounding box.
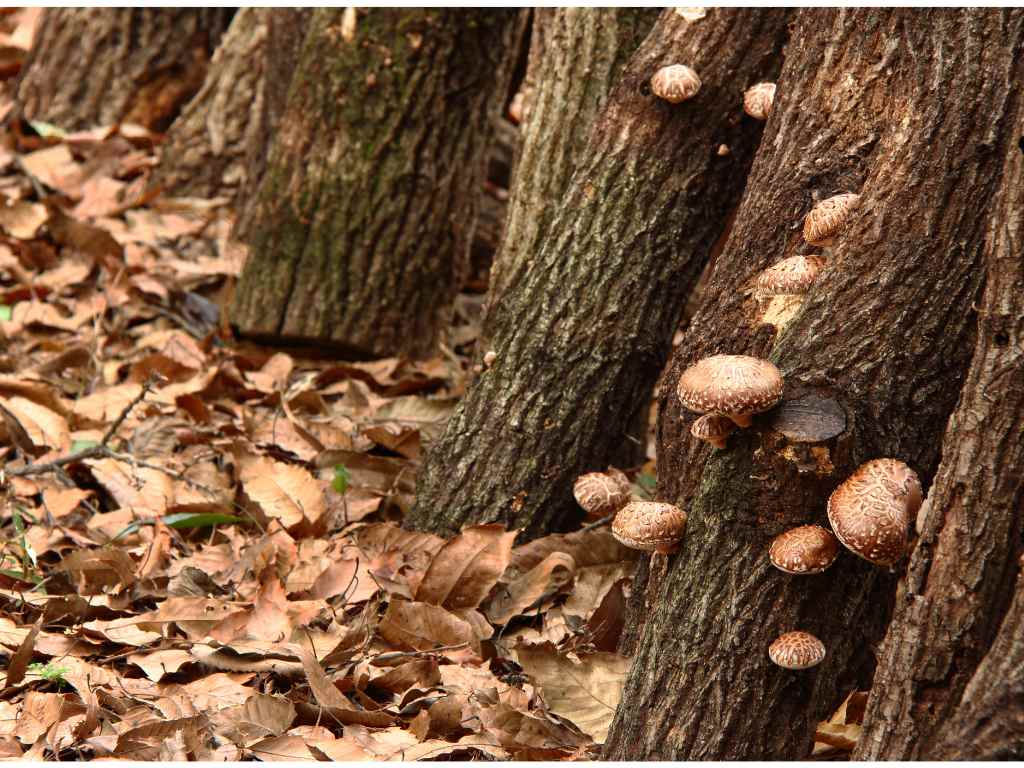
[0,9,864,760]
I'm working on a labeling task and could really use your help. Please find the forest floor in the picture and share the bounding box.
[0,9,862,761]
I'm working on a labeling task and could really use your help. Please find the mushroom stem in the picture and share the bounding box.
[728,413,753,428]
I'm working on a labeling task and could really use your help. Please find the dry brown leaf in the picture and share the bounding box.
[416,524,517,610]
[377,600,490,657]
[248,734,322,762]
[504,529,638,582]
[19,144,79,194]
[563,562,631,620]
[309,557,379,604]
[0,199,47,239]
[486,552,576,625]
[41,486,92,518]
[85,457,174,517]
[73,382,143,424]
[241,456,324,532]
[0,395,69,451]
[127,649,195,681]
[515,643,629,742]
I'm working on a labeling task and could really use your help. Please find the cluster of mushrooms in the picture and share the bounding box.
[568,63,913,672]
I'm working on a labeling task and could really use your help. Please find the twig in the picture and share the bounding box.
[581,513,616,532]
[100,376,162,447]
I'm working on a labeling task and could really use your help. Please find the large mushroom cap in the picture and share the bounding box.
[769,631,826,670]
[691,414,736,449]
[573,468,631,518]
[769,525,840,574]
[827,458,922,567]
[743,82,776,120]
[803,192,861,246]
[612,501,687,554]
[755,255,826,299]
[676,354,784,428]
[651,64,701,104]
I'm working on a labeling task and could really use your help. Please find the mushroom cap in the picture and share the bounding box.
[676,355,784,422]
[690,414,736,448]
[827,458,922,567]
[651,64,701,104]
[573,468,631,518]
[769,631,826,670]
[769,525,840,574]
[755,255,826,299]
[743,82,776,120]
[803,192,861,246]
[611,501,687,552]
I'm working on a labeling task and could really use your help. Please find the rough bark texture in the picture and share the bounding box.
[934,571,1024,759]
[153,8,290,202]
[234,8,312,241]
[14,9,232,131]
[856,56,1024,759]
[409,9,791,540]
[230,8,524,359]
[605,9,1023,760]
[483,8,657,319]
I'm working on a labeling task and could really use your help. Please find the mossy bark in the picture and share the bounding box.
[151,9,269,201]
[409,9,791,540]
[605,9,1024,760]
[229,8,524,359]
[14,9,232,131]
[856,53,1024,759]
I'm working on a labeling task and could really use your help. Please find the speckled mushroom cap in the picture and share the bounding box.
[676,354,784,428]
[755,255,826,299]
[743,82,776,120]
[690,414,736,449]
[803,193,861,246]
[651,64,701,104]
[573,468,631,518]
[827,458,922,567]
[611,501,687,554]
[769,631,826,670]
[769,525,840,574]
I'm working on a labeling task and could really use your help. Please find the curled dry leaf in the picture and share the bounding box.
[416,524,517,610]
[377,600,492,658]
[240,456,325,533]
[485,552,576,625]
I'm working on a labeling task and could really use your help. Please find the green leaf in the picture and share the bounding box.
[0,568,43,585]
[332,464,350,495]
[0,305,11,321]
[112,512,246,541]
[70,439,100,455]
[27,120,67,139]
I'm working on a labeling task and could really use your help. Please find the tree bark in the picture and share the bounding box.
[233,9,313,240]
[229,8,524,359]
[855,54,1024,759]
[604,9,1023,760]
[409,9,791,540]
[151,8,268,201]
[14,9,232,131]
[482,8,657,321]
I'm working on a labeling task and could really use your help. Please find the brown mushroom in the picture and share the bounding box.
[803,192,861,247]
[676,354,784,428]
[611,501,687,554]
[769,525,839,574]
[573,468,631,519]
[651,64,701,104]
[743,82,776,120]
[755,255,826,299]
[827,458,922,567]
[769,631,826,670]
[690,414,736,449]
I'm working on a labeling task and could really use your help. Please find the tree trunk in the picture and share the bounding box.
[409,9,791,540]
[229,8,525,359]
[14,9,232,131]
[482,8,657,321]
[604,9,1023,761]
[933,571,1024,759]
[150,8,267,201]
[855,57,1024,759]
[152,9,309,203]
[233,8,313,240]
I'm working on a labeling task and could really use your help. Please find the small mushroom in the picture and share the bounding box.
[483,350,497,368]
[743,82,776,120]
[676,354,784,428]
[803,193,861,247]
[755,255,826,299]
[574,468,631,519]
[508,91,525,124]
[717,143,730,156]
[769,525,839,574]
[651,64,701,104]
[611,501,687,554]
[690,414,736,449]
[827,458,922,567]
[769,631,826,670]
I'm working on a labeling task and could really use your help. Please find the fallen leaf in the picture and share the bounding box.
[416,525,516,610]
